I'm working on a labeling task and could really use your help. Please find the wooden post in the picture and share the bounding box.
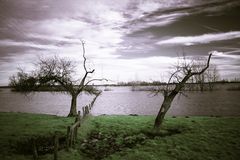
[84,106,87,115]
[82,107,85,117]
[78,111,81,127]
[75,117,78,123]
[70,129,74,147]
[86,106,89,114]
[73,127,77,147]
[54,132,59,160]
[32,138,38,160]
[77,111,81,123]
[66,126,70,151]
[74,117,79,141]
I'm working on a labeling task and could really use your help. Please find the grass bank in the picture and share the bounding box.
[0,112,240,160]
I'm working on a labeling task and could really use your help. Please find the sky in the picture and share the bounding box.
[0,0,240,85]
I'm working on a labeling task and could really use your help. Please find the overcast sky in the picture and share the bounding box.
[0,0,240,85]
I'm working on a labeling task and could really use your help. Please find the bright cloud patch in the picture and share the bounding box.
[157,31,240,46]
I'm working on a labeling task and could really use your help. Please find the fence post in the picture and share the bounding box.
[54,132,59,160]
[84,106,86,115]
[32,138,38,160]
[82,107,85,117]
[70,128,74,147]
[74,118,78,144]
[77,111,81,124]
[66,126,70,151]
[85,106,89,114]
[73,127,77,148]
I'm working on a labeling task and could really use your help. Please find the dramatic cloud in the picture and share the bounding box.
[0,39,59,50]
[0,0,240,85]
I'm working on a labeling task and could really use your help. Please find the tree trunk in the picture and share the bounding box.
[154,97,173,130]
[68,94,78,117]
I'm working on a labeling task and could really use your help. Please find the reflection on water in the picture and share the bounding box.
[0,87,240,116]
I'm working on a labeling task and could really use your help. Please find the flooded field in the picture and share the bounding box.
[0,86,240,117]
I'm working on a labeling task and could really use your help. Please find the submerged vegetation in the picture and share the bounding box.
[0,112,239,160]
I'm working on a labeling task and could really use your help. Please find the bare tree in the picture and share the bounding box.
[153,53,212,130]
[9,41,106,117]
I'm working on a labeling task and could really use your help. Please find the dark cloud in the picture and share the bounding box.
[0,0,81,21]
[116,0,240,59]
[125,0,240,34]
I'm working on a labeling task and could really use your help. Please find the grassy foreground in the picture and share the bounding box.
[0,112,75,160]
[0,112,240,160]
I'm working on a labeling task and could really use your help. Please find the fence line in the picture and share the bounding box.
[53,92,101,160]
[31,92,100,160]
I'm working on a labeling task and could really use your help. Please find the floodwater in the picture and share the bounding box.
[0,87,240,117]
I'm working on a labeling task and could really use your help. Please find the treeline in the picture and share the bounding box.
[10,84,99,94]
[116,79,240,86]
[117,81,166,86]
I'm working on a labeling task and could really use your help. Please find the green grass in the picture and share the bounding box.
[0,113,240,160]
[80,116,240,160]
[0,112,74,160]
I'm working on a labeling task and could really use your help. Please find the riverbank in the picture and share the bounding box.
[0,112,240,160]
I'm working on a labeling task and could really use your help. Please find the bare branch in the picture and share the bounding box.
[78,40,95,91]
[84,78,108,86]
[81,41,87,73]
[191,53,212,76]
[81,41,94,73]
[166,69,181,92]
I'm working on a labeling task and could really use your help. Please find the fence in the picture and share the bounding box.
[32,92,101,160]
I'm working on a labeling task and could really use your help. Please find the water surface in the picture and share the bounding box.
[0,87,239,116]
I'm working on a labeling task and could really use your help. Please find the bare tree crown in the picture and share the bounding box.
[9,41,106,95]
[155,53,212,96]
